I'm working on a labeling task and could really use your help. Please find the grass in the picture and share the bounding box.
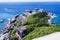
[8,12,60,40]
[22,25,60,40]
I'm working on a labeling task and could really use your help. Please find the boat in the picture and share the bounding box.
[0,19,4,23]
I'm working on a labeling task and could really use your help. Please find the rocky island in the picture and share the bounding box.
[0,8,59,40]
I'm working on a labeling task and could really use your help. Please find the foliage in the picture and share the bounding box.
[15,21,22,27]
[21,12,48,25]
[9,21,21,40]
[22,25,60,40]
[9,11,57,40]
[9,28,17,40]
[21,12,49,36]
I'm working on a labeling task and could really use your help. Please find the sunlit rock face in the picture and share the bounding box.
[48,19,53,25]
[16,26,26,38]
[3,25,15,34]
[32,8,39,14]
[47,12,57,25]
[32,9,44,14]
[0,33,9,40]
[15,32,21,40]
[16,26,26,33]
[47,13,54,25]
[48,13,57,19]
[14,14,19,18]
[38,9,44,13]
[48,12,53,17]
[11,18,16,23]
[24,12,31,16]
[23,10,32,16]
[17,15,27,22]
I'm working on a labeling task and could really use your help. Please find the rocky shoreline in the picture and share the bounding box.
[0,8,56,40]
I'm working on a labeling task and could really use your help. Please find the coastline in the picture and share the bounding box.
[0,8,57,40]
[0,2,60,29]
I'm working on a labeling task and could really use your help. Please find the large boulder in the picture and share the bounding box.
[23,10,32,16]
[3,25,15,34]
[0,33,9,40]
[16,26,26,38]
[14,14,19,18]
[17,15,27,22]
[10,18,16,24]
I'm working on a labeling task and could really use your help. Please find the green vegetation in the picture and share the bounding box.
[21,12,49,36]
[8,12,60,40]
[22,25,60,40]
[9,28,17,40]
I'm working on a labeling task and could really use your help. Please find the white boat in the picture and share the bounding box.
[0,19,4,23]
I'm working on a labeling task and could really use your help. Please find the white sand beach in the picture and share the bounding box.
[32,32,60,40]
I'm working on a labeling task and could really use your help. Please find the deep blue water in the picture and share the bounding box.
[0,2,60,32]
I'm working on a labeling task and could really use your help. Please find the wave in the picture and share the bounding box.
[50,14,57,19]
[0,13,12,20]
[48,13,57,24]
[5,8,15,12]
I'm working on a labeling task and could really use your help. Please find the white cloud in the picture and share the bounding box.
[0,0,60,2]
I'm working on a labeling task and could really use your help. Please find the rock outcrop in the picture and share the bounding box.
[0,8,55,40]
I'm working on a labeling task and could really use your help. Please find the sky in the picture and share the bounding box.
[0,0,60,2]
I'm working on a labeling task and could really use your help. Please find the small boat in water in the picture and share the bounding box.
[0,19,4,23]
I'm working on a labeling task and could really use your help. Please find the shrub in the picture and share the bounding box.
[22,25,60,40]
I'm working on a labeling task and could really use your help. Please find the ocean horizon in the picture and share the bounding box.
[0,2,60,32]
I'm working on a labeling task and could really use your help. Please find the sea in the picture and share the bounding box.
[0,2,60,33]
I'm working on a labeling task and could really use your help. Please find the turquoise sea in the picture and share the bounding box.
[0,2,60,32]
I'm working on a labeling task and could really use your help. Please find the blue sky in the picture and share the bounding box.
[0,0,60,2]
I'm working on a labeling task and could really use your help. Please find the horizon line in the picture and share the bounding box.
[0,1,60,3]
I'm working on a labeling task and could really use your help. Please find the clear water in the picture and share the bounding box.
[0,2,60,32]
